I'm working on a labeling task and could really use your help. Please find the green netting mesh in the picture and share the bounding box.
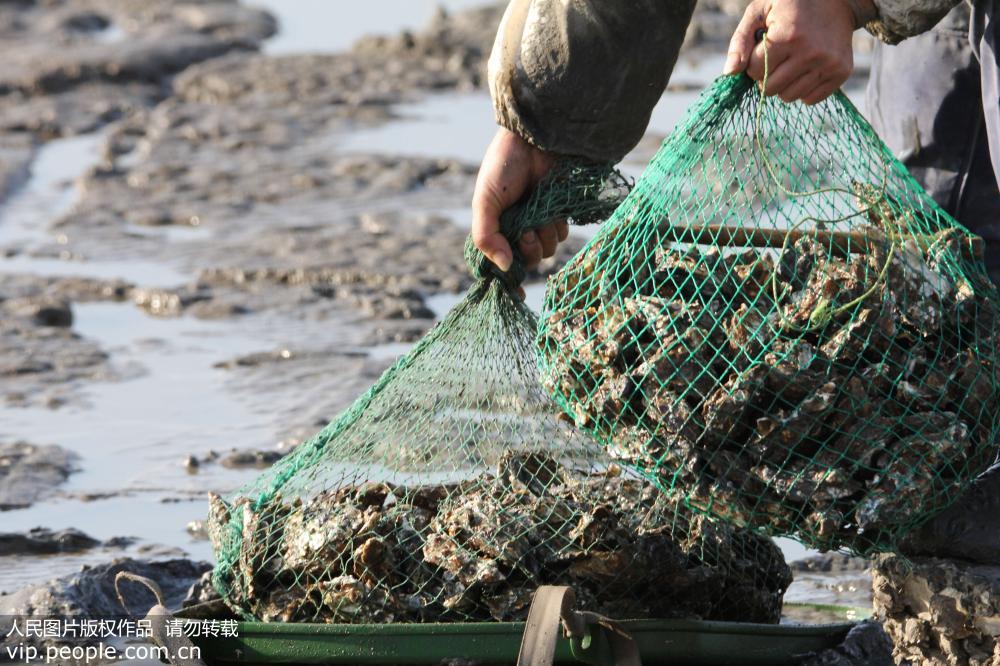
[207,161,792,624]
[538,74,1000,556]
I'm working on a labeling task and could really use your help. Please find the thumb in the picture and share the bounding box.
[471,196,513,273]
[474,229,514,273]
[724,6,765,75]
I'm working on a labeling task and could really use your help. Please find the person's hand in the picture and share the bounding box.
[723,0,871,105]
[472,127,563,273]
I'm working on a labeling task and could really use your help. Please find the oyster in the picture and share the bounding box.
[209,453,791,624]
[540,208,1000,553]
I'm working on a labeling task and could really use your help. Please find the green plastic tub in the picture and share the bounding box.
[191,616,857,665]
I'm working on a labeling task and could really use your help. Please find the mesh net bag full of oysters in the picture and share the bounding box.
[207,162,792,625]
[538,74,1000,556]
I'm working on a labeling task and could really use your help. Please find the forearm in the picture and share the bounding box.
[488,0,696,163]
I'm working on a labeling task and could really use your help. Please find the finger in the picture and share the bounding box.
[536,224,559,259]
[724,4,766,74]
[555,219,569,242]
[801,78,840,105]
[778,69,823,103]
[745,33,793,82]
[758,56,812,97]
[519,230,543,269]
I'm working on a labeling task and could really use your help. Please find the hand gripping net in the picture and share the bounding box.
[538,74,1000,555]
[208,161,792,624]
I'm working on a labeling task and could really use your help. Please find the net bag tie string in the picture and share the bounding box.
[752,31,896,332]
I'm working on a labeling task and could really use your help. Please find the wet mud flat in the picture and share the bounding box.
[0,0,878,653]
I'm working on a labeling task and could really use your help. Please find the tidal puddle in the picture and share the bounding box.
[0,131,191,286]
[0,133,103,250]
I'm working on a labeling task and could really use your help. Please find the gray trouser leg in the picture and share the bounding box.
[869,4,1000,564]
[866,3,1000,287]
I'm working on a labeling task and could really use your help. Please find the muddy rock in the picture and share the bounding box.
[797,620,894,666]
[0,278,117,407]
[874,554,1000,666]
[0,441,78,510]
[0,558,211,648]
[791,553,870,575]
[0,0,275,138]
[132,283,211,316]
[179,5,503,109]
[0,528,100,556]
[219,448,285,470]
[0,273,133,302]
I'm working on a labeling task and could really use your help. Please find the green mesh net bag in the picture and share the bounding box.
[207,161,792,625]
[538,74,1000,556]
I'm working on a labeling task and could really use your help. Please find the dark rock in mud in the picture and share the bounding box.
[219,448,285,469]
[7,297,74,327]
[0,558,211,648]
[797,620,894,666]
[0,441,78,510]
[0,528,100,556]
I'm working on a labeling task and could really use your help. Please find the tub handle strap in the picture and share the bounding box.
[517,585,641,666]
[114,571,207,666]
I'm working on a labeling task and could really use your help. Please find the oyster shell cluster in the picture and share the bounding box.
[540,215,1000,552]
[873,553,1000,665]
[208,453,791,624]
